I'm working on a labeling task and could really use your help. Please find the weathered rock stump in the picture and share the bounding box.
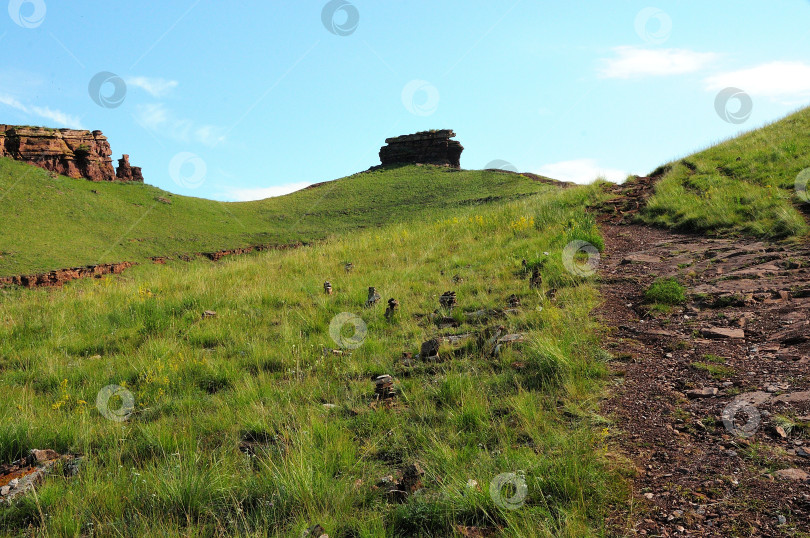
[384,298,399,320]
[420,338,440,361]
[439,291,457,311]
[366,287,381,307]
[115,154,144,182]
[373,374,396,400]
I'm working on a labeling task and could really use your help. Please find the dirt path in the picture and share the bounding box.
[598,220,810,536]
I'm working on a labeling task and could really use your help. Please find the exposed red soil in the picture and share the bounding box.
[1,242,307,289]
[199,241,304,261]
[0,261,135,288]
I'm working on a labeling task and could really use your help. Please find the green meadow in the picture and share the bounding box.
[4,104,810,536]
[0,182,629,536]
[0,160,554,276]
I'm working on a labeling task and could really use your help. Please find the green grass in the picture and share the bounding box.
[644,277,686,306]
[0,184,628,536]
[701,354,726,364]
[691,356,733,380]
[690,361,735,380]
[640,105,810,239]
[0,159,558,276]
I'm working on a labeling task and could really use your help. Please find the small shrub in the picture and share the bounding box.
[74,144,91,160]
[644,277,686,305]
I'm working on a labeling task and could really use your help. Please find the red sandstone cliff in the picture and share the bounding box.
[0,125,142,182]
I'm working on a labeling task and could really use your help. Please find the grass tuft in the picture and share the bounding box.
[644,277,687,306]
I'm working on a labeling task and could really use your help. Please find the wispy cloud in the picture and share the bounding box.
[0,94,26,111]
[31,106,84,128]
[599,46,718,79]
[225,182,313,201]
[126,76,179,97]
[135,103,169,129]
[536,158,628,184]
[0,94,84,128]
[134,103,224,147]
[705,61,810,103]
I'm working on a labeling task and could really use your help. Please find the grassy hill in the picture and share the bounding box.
[3,108,809,535]
[640,106,810,239]
[0,159,558,276]
[0,183,626,536]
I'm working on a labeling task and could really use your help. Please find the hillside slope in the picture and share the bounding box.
[0,159,559,276]
[640,105,810,238]
[0,184,624,536]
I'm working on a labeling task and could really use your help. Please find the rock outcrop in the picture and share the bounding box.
[379,130,463,168]
[0,125,142,182]
[115,154,144,182]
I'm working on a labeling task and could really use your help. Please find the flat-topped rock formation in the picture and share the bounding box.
[0,125,142,182]
[379,130,463,168]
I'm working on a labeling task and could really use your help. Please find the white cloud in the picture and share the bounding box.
[536,159,628,184]
[226,182,313,201]
[133,103,168,130]
[704,61,810,101]
[193,125,224,147]
[126,76,179,97]
[0,94,84,128]
[30,106,84,129]
[599,46,718,79]
[134,103,224,147]
[0,94,27,111]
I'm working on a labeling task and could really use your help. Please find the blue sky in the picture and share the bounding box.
[2,0,810,201]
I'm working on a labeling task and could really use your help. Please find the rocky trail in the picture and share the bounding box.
[599,184,810,536]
